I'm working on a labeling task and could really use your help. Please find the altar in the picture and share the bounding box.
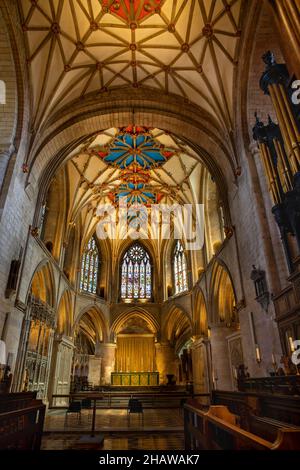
[111,372,159,386]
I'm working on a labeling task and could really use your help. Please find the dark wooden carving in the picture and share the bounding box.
[0,392,45,450]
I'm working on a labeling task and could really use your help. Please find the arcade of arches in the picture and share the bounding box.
[0,0,300,451]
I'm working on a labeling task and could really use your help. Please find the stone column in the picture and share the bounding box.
[88,356,102,387]
[4,306,27,391]
[268,0,300,79]
[155,342,177,384]
[210,324,235,391]
[190,337,210,398]
[98,343,116,385]
[248,142,281,293]
[0,151,10,190]
[48,335,74,407]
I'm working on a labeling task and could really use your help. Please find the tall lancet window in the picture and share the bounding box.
[174,241,188,294]
[121,243,152,300]
[80,236,99,294]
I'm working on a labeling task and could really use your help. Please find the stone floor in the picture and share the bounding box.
[41,432,184,450]
[45,408,183,431]
[42,408,184,450]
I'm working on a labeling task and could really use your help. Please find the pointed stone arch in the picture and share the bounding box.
[110,307,159,341]
[74,305,109,344]
[41,166,68,262]
[209,260,237,326]
[162,304,192,352]
[14,260,56,396]
[27,259,56,308]
[193,288,208,337]
[56,289,73,337]
[117,240,155,302]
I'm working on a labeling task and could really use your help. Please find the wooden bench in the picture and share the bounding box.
[212,389,300,427]
[248,414,300,442]
[0,392,45,450]
[0,392,38,413]
[184,404,300,450]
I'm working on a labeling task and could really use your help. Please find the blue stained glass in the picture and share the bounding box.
[127,261,133,298]
[173,241,188,294]
[121,263,127,298]
[80,236,99,294]
[134,263,139,298]
[140,263,145,298]
[120,243,151,300]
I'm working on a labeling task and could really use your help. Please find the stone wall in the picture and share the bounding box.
[0,0,293,395]
[0,9,16,188]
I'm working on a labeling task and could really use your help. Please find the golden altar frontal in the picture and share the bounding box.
[111,372,159,386]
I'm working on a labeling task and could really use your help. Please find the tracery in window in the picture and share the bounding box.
[80,237,99,294]
[174,241,188,294]
[121,243,151,300]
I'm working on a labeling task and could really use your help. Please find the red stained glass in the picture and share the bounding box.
[121,243,151,300]
[174,240,188,294]
[80,237,99,294]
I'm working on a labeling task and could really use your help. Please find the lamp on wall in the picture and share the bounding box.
[0,340,7,383]
[212,368,218,390]
[255,344,262,364]
[288,336,295,353]
[250,312,262,365]
[0,340,6,366]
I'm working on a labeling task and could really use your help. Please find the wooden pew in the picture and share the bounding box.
[212,390,300,427]
[248,414,300,442]
[0,392,46,450]
[184,404,300,450]
[0,392,38,413]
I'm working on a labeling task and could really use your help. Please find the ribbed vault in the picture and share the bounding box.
[20,0,245,134]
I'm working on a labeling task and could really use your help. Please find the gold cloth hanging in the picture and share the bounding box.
[115,334,155,372]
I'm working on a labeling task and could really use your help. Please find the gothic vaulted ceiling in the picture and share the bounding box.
[20,0,244,133]
[59,127,212,246]
[66,127,206,214]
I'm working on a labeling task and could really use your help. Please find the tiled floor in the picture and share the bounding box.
[45,408,183,431]
[42,408,184,450]
[41,432,184,450]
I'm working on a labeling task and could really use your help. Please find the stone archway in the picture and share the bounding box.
[109,308,159,386]
[209,260,239,391]
[27,92,235,235]
[71,306,109,389]
[47,289,74,406]
[14,261,56,399]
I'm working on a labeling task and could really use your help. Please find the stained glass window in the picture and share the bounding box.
[174,241,188,294]
[121,243,152,300]
[80,237,99,294]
